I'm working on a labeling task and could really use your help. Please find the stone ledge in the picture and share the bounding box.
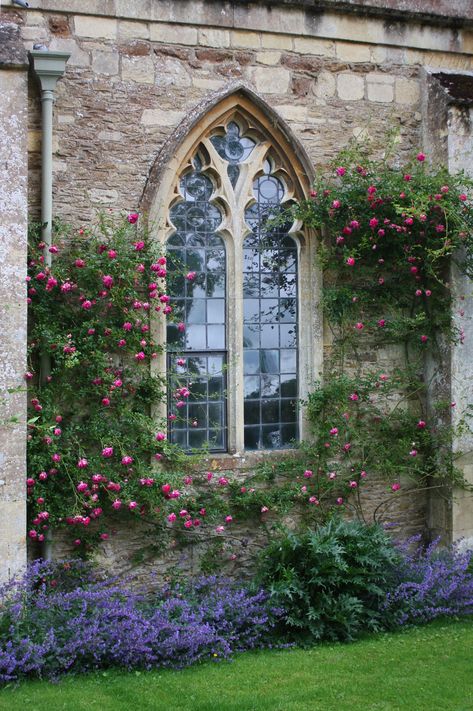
[20,0,473,26]
[16,8,472,57]
[21,0,473,34]
[0,22,28,67]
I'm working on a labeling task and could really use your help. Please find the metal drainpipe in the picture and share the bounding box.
[30,50,70,561]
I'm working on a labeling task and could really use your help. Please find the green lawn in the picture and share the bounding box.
[1,620,472,711]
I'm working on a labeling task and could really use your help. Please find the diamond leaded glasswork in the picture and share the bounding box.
[166,157,227,451]
[243,162,298,450]
[166,117,300,452]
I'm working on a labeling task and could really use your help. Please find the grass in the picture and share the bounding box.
[1,619,472,711]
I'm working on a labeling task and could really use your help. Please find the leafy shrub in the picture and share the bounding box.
[0,560,282,683]
[257,519,400,642]
[382,537,473,626]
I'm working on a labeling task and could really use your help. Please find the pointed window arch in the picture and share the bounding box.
[149,93,318,453]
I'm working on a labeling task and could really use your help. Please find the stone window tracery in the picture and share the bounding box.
[161,105,312,453]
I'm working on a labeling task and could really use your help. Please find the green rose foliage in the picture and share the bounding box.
[287,144,473,502]
[293,146,473,346]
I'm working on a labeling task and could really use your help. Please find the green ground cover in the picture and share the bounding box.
[1,619,472,711]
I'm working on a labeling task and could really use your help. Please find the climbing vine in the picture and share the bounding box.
[25,141,473,565]
[289,142,473,514]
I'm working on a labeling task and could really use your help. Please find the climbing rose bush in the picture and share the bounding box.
[27,215,179,546]
[295,147,473,347]
[290,143,473,502]
[27,214,332,559]
[25,142,473,563]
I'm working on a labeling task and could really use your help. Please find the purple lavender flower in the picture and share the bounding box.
[0,561,283,683]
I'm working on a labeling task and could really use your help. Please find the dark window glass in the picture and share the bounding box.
[167,156,227,452]
[242,163,298,450]
[167,125,300,453]
[167,353,227,452]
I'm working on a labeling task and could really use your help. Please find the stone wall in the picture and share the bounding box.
[0,0,472,577]
[11,1,472,225]
[33,451,427,582]
[0,22,28,582]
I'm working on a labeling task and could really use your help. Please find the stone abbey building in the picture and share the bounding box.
[1,0,473,579]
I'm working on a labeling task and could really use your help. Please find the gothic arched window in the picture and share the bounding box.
[157,98,315,454]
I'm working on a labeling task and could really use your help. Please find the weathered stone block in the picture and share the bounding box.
[261,32,292,50]
[49,37,90,67]
[255,51,281,66]
[119,40,151,56]
[276,104,308,122]
[92,49,119,75]
[293,37,335,56]
[25,12,47,28]
[20,26,49,42]
[58,114,75,124]
[98,130,123,141]
[336,41,371,63]
[121,55,154,83]
[195,47,232,63]
[155,56,191,87]
[48,15,71,37]
[370,46,387,64]
[367,71,395,84]
[198,28,230,48]
[28,129,41,152]
[192,76,225,90]
[337,72,365,100]
[282,54,322,72]
[231,29,260,49]
[367,79,394,103]
[292,75,313,97]
[395,78,420,105]
[150,22,198,45]
[141,107,185,126]
[251,66,290,94]
[314,70,336,100]
[0,23,27,69]
[119,20,150,41]
[74,15,117,40]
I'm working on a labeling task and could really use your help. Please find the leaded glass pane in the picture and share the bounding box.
[167,123,300,454]
[167,353,227,452]
[210,122,256,167]
[242,164,299,450]
[167,156,227,452]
